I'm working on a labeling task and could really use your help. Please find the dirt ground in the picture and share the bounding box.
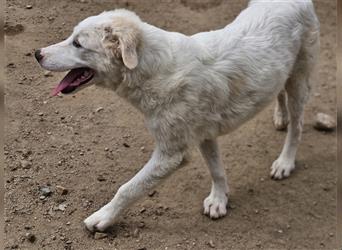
[4,0,337,249]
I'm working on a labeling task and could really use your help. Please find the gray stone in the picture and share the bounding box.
[314,113,336,131]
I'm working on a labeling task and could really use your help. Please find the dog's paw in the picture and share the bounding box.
[270,158,295,179]
[273,111,288,131]
[203,192,228,219]
[84,206,115,232]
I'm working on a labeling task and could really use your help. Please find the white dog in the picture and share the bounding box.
[35,0,320,232]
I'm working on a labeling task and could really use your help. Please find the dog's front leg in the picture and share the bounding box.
[84,148,184,232]
[200,139,229,219]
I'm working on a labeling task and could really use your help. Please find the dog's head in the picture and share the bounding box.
[35,9,141,96]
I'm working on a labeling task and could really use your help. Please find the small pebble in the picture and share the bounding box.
[137,221,145,228]
[25,5,33,9]
[25,232,36,243]
[96,107,104,112]
[40,186,52,196]
[155,209,163,216]
[207,240,215,248]
[148,190,156,197]
[314,113,336,131]
[57,203,67,211]
[44,71,53,77]
[20,160,32,169]
[97,175,106,182]
[38,112,44,116]
[56,185,68,195]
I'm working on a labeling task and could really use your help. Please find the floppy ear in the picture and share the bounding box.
[103,23,140,70]
[118,30,139,69]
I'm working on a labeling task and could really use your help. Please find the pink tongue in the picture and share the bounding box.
[51,68,86,96]
[51,81,71,96]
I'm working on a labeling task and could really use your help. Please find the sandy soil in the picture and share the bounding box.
[4,0,337,249]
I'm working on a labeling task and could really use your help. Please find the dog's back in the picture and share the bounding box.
[194,0,319,56]
[247,0,319,30]
[188,0,320,135]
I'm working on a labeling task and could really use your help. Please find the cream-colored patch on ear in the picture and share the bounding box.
[104,18,140,70]
[103,27,121,58]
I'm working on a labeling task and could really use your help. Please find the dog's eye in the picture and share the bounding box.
[73,39,82,48]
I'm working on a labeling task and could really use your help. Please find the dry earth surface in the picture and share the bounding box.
[4,0,337,249]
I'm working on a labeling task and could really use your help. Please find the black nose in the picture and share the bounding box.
[35,49,43,62]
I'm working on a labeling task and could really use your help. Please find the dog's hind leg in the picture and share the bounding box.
[200,139,229,219]
[270,76,307,179]
[84,148,185,232]
[273,90,289,131]
[270,31,319,179]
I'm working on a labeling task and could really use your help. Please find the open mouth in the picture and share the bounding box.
[51,67,95,96]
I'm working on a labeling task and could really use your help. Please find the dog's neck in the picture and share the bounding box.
[115,23,175,114]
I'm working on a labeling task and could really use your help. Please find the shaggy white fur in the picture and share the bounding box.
[36,0,320,232]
